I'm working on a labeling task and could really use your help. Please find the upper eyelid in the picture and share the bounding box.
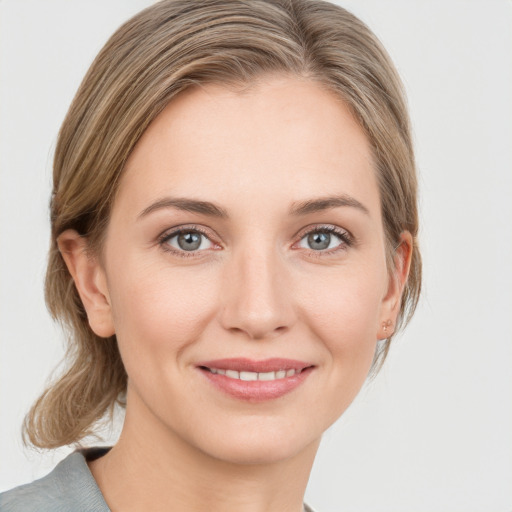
[159,224,215,240]
[159,223,350,240]
[293,224,353,245]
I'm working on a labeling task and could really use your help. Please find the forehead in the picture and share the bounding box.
[118,75,379,219]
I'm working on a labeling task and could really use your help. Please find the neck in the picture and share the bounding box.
[89,387,320,512]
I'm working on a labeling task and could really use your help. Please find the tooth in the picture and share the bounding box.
[258,371,276,381]
[208,368,298,380]
[240,371,258,381]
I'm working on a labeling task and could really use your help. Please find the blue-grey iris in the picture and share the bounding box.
[178,232,202,251]
[308,232,330,250]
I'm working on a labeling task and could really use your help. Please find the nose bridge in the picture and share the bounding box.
[220,239,294,340]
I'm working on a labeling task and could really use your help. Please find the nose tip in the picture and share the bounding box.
[227,310,290,341]
[219,251,295,341]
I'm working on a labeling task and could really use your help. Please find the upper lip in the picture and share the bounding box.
[197,358,313,373]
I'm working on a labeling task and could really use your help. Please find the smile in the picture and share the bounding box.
[206,368,301,381]
[197,358,314,402]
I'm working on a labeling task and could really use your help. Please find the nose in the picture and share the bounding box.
[219,245,296,340]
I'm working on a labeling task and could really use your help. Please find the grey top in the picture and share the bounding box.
[0,448,316,511]
[0,448,111,512]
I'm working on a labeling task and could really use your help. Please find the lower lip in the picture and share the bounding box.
[199,367,314,402]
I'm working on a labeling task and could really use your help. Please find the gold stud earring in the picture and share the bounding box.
[383,319,392,334]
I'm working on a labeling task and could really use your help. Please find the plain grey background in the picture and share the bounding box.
[1,1,511,511]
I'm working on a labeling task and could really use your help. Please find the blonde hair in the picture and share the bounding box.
[24,0,421,449]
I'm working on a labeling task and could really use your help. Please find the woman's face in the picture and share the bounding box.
[76,76,406,464]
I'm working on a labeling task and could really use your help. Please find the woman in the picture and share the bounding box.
[0,0,420,510]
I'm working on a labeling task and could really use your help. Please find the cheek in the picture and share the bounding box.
[297,261,386,361]
[107,258,218,361]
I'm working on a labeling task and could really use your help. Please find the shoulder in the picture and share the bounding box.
[0,448,110,512]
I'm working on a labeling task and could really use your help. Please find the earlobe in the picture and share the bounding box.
[57,229,115,338]
[378,231,413,339]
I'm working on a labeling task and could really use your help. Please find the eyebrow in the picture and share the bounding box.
[138,197,229,219]
[138,193,369,220]
[289,194,370,216]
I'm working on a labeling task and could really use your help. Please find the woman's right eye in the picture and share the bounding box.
[160,228,215,256]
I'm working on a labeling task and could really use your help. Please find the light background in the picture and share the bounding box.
[1,1,511,511]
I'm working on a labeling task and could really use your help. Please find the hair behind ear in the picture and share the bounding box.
[23,241,127,449]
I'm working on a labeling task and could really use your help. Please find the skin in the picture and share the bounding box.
[59,75,412,512]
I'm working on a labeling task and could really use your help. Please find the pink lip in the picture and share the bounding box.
[196,358,314,402]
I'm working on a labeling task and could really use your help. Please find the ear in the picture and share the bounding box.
[57,229,115,338]
[377,231,413,339]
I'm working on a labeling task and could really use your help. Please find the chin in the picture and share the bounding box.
[207,438,317,466]
[185,415,323,466]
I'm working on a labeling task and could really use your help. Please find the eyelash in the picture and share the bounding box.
[158,225,215,259]
[294,225,354,257]
[157,224,354,259]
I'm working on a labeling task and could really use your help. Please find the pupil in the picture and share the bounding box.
[178,232,201,251]
[308,232,330,250]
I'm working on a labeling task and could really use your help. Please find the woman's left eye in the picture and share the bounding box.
[296,227,351,252]
[161,229,214,254]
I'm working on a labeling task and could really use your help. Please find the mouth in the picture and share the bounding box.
[202,367,303,381]
[196,358,315,401]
